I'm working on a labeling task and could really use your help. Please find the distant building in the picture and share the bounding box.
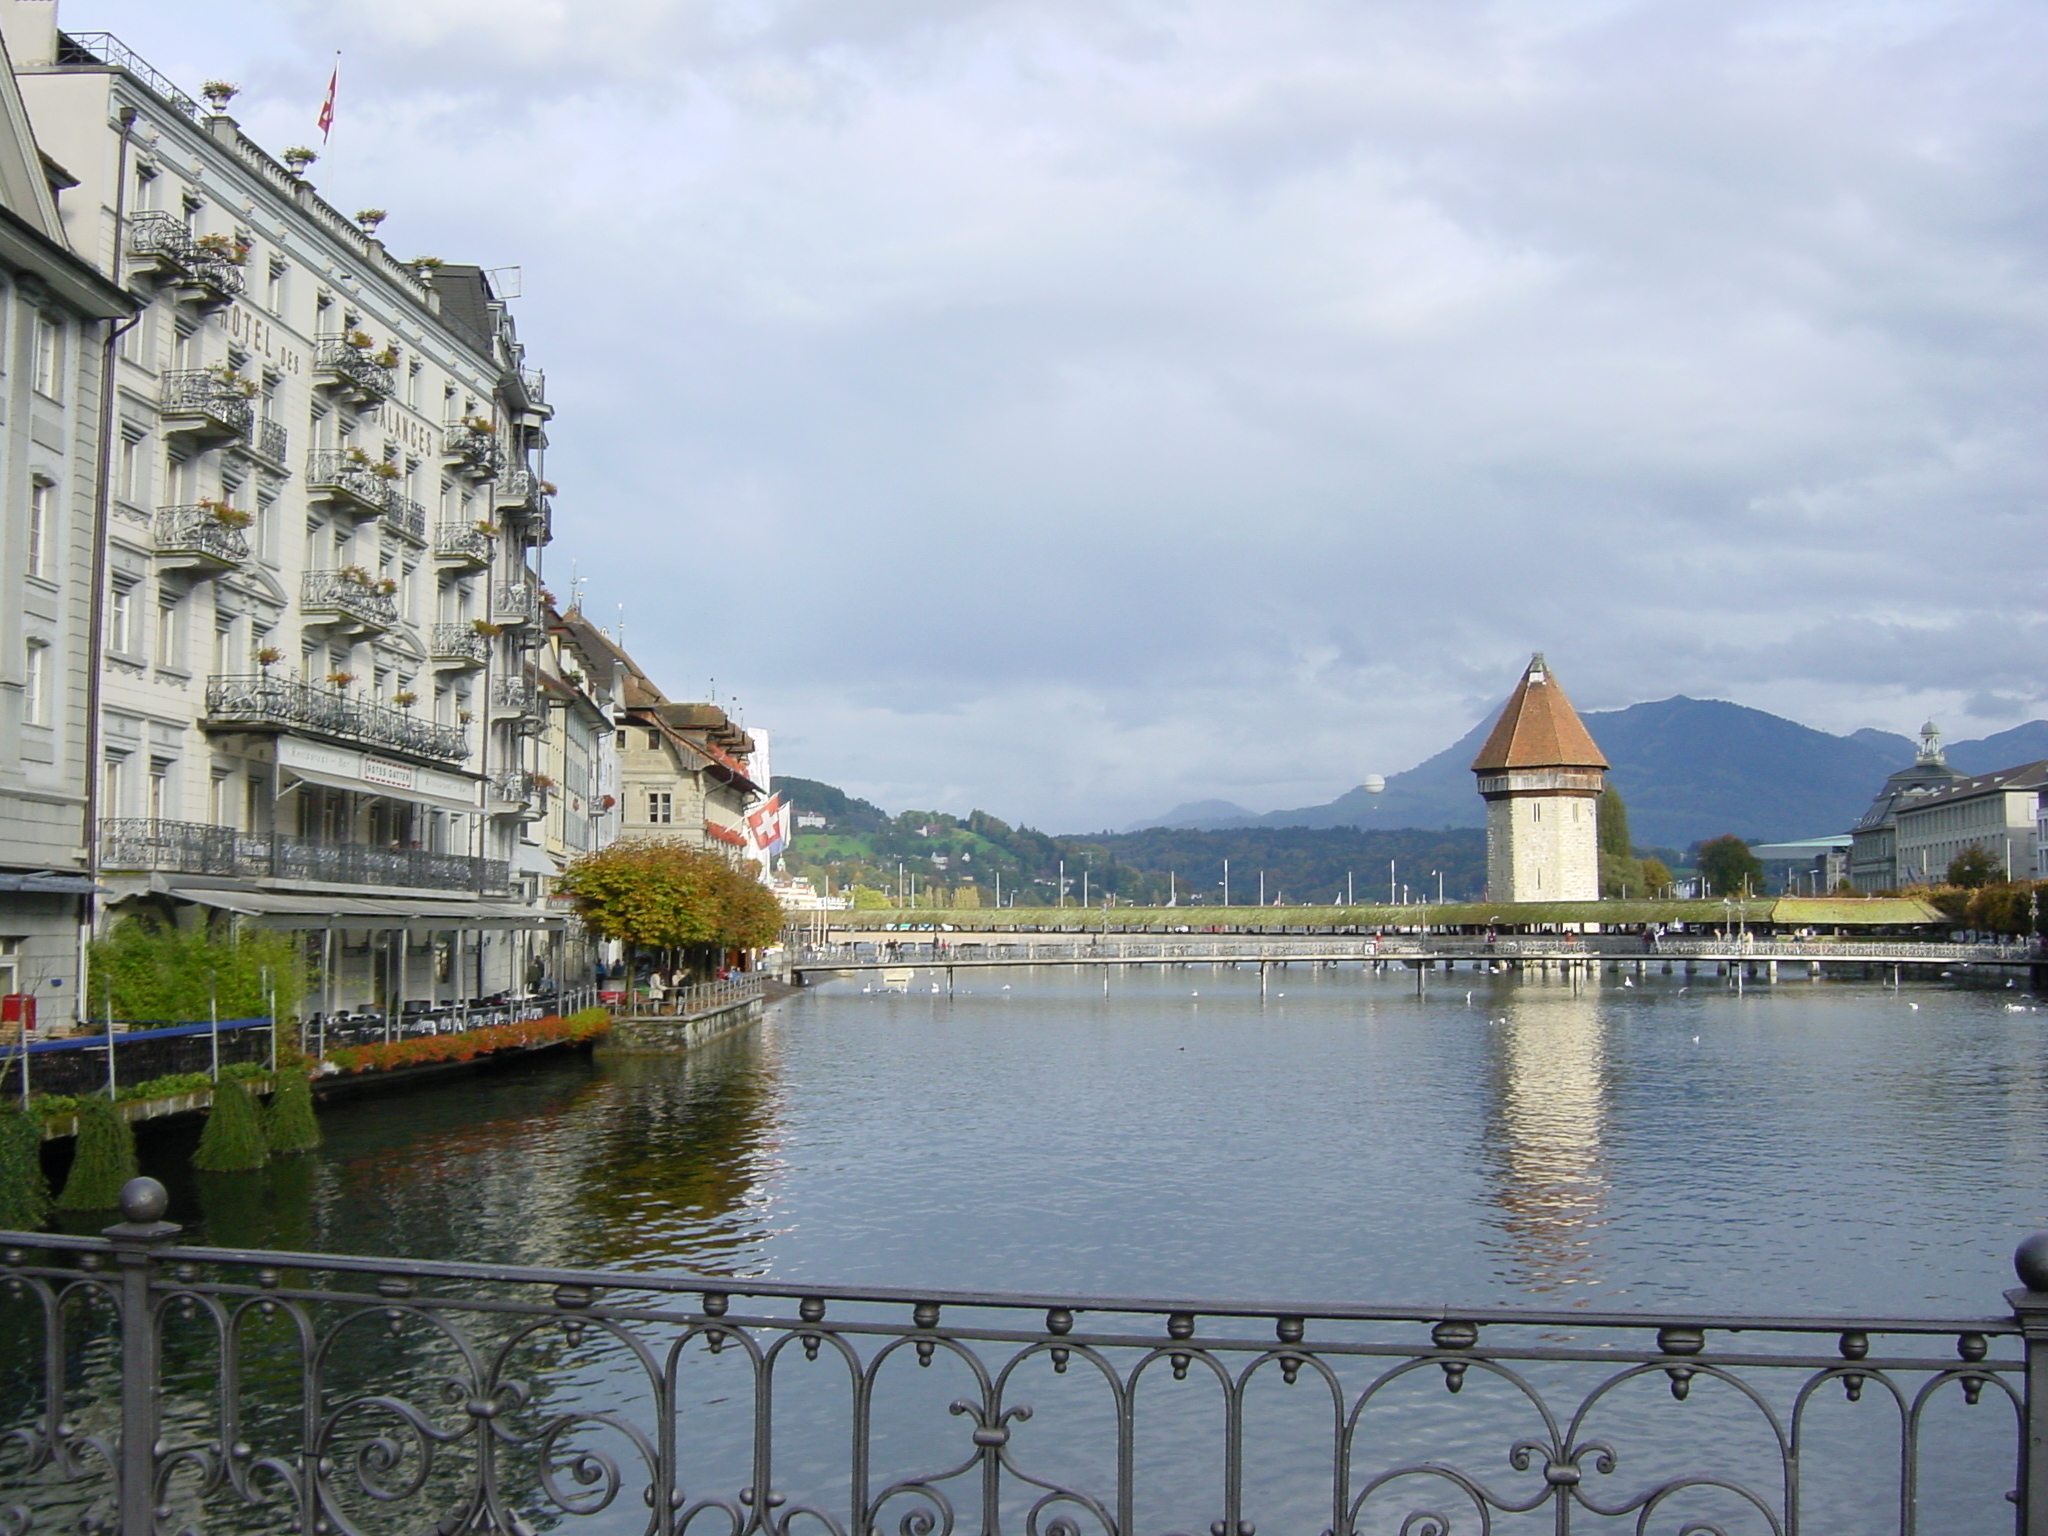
[1471,654,1607,902]
[1848,723,1963,891]
[1890,759,2048,886]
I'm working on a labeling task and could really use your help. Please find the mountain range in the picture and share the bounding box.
[1127,699,2048,851]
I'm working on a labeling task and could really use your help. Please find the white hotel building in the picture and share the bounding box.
[2,0,573,1010]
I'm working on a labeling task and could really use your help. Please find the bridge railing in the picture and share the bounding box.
[795,935,2034,966]
[3,1180,2044,1536]
[617,971,768,1019]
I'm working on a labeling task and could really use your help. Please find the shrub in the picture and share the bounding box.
[90,919,304,1026]
[327,1009,608,1075]
[0,1105,51,1230]
[57,1098,137,1210]
[264,1064,320,1154]
[193,1079,268,1172]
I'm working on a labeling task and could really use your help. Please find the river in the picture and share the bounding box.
[135,962,2048,1315]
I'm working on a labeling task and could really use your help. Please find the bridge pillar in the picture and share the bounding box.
[1768,960,1778,984]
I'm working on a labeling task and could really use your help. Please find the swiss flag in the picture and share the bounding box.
[317,60,338,141]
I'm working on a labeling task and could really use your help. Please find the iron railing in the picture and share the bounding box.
[488,768,536,805]
[1,1186,2041,1536]
[251,416,288,464]
[383,490,427,543]
[124,210,197,268]
[312,337,395,401]
[429,623,491,666]
[434,522,494,564]
[621,970,769,1018]
[494,580,540,626]
[300,570,398,629]
[305,450,395,516]
[151,505,247,566]
[490,674,539,713]
[157,369,252,439]
[204,674,469,764]
[445,422,503,476]
[99,819,506,893]
[56,32,203,117]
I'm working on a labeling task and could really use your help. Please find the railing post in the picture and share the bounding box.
[2012,1235,2048,1534]
[104,1176,180,1536]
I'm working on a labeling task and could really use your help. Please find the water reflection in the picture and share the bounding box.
[1482,975,1611,1294]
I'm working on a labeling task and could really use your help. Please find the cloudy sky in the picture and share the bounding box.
[63,0,2048,829]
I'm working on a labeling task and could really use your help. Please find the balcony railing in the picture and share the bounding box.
[490,675,538,714]
[152,505,248,568]
[383,491,427,544]
[305,451,396,517]
[100,819,508,894]
[2,1192,2039,1536]
[205,674,469,765]
[493,466,537,508]
[444,422,503,477]
[313,337,395,402]
[250,416,289,465]
[300,570,398,630]
[494,580,540,626]
[429,623,491,667]
[433,522,494,566]
[126,210,198,270]
[158,369,253,440]
[489,768,534,804]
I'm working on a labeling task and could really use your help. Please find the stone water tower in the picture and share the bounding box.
[1470,654,1608,902]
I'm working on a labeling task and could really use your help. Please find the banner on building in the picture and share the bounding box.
[746,793,788,861]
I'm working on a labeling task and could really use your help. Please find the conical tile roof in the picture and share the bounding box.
[1470,654,1608,772]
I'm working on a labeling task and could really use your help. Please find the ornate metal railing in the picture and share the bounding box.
[490,674,538,713]
[494,580,540,626]
[383,490,427,543]
[98,819,505,892]
[300,570,398,629]
[125,210,198,268]
[434,522,494,565]
[152,505,247,566]
[305,450,394,516]
[312,337,395,401]
[488,768,535,804]
[429,623,491,666]
[205,674,469,764]
[157,369,253,439]
[2,1182,2042,1536]
[57,32,204,117]
[445,422,503,477]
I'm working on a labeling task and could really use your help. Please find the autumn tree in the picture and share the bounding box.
[1946,844,2003,890]
[557,840,785,974]
[1697,834,1762,897]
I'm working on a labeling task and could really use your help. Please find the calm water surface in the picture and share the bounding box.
[154,964,2048,1314]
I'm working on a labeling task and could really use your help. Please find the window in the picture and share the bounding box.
[22,641,45,724]
[102,754,127,817]
[647,790,673,825]
[108,582,135,654]
[118,432,145,505]
[0,937,18,1001]
[647,730,660,750]
[147,759,171,822]
[616,730,627,748]
[31,312,61,399]
[156,598,181,669]
[266,259,286,314]
[25,478,51,579]
[211,619,235,677]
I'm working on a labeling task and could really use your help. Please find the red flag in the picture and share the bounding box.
[317,58,338,141]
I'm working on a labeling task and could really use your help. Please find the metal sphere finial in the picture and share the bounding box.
[119,1177,169,1226]
[2015,1232,2048,1292]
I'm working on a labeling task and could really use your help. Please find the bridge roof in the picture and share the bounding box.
[1471,654,1608,773]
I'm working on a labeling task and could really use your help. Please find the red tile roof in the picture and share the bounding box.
[1470,654,1609,772]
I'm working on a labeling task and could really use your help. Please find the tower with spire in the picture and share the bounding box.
[1470,654,1609,902]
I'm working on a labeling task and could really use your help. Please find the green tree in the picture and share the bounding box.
[1597,788,1644,897]
[0,1106,50,1230]
[850,885,892,909]
[193,1078,268,1172]
[1698,834,1763,897]
[1640,856,1673,895]
[1946,844,2004,890]
[57,1098,137,1210]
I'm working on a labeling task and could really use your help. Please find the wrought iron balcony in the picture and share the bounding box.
[490,676,543,733]
[429,623,491,668]
[159,369,254,442]
[153,505,248,570]
[433,522,494,567]
[383,491,428,544]
[301,570,398,631]
[127,210,199,272]
[249,417,289,466]
[493,466,537,509]
[305,451,394,518]
[313,337,395,402]
[493,580,540,627]
[101,818,508,893]
[488,769,544,819]
[206,674,470,764]
[444,422,503,478]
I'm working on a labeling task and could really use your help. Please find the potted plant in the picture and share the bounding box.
[374,576,398,595]
[457,709,473,724]
[199,498,252,529]
[370,460,402,480]
[325,671,356,689]
[470,618,503,638]
[201,80,239,112]
[282,146,318,174]
[372,346,400,369]
[344,329,373,351]
[473,520,499,537]
[530,773,556,791]
[337,564,372,586]
[392,691,418,709]
[355,208,387,232]
[253,645,282,669]
[342,446,374,467]
[539,481,558,496]
[462,415,496,436]
[194,232,250,266]
[410,255,444,271]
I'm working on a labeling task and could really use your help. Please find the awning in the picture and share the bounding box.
[279,763,481,816]
[170,887,564,931]
[0,872,101,894]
